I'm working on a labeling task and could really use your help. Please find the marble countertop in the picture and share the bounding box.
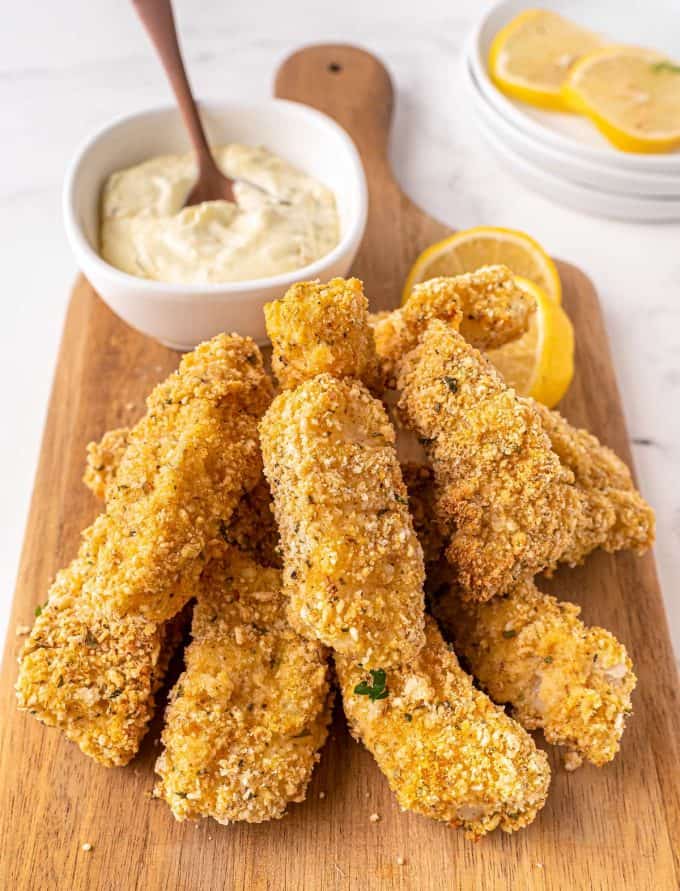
[2,0,678,656]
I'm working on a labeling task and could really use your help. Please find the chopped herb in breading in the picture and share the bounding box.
[354,668,388,701]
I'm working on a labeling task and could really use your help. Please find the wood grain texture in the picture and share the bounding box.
[1,44,679,891]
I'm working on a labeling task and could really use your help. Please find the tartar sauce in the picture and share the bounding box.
[99,144,340,284]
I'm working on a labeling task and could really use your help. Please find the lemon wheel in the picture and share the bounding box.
[486,277,574,407]
[488,9,601,111]
[562,47,680,154]
[403,226,562,305]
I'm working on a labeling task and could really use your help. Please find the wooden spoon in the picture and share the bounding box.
[132,0,236,206]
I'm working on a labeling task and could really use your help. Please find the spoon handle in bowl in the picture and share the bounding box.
[131,0,216,173]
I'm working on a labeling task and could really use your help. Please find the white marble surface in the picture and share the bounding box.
[1,0,678,656]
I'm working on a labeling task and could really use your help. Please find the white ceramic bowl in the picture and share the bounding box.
[63,99,367,349]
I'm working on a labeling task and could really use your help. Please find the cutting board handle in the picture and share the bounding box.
[274,44,396,184]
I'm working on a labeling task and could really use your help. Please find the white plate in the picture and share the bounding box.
[463,65,680,221]
[464,51,680,197]
[470,0,680,174]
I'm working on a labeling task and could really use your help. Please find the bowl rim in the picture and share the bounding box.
[62,97,368,300]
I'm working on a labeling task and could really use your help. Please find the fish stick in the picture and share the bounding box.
[372,266,534,386]
[81,405,330,820]
[400,407,653,578]
[397,320,583,601]
[432,580,636,769]
[368,272,652,573]
[335,616,550,838]
[405,463,638,768]
[265,277,381,392]
[16,338,272,765]
[154,553,332,823]
[15,529,186,767]
[84,429,280,569]
[532,401,655,566]
[260,373,425,669]
[91,333,272,621]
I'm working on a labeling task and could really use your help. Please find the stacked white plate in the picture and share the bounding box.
[463,0,680,221]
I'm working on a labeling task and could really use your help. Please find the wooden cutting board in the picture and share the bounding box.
[1,45,679,891]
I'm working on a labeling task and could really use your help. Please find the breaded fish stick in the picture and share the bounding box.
[400,409,653,578]
[432,581,636,770]
[260,374,425,669]
[336,616,550,838]
[85,430,280,569]
[16,339,272,765]
[532,401,655,566]
[15,529,185,767]
[154,553,332,823]
[405,463,638,768]
[372,266,534,385]
[397,320,582,601]
[91,334,272,621]
[87,428,322,816]
[265,277,381,392]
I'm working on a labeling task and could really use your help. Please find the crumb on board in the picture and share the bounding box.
[319,791,326,799]
[81,843,93,852]
[564,751,583,771]
[15,624,30,637]
[396,856,405,866]
[369,813,381,823]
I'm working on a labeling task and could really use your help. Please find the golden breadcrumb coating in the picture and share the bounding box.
[84,427,129,500]
[15,529,186,767]
[433,580,636,769]
[371,266,534,386]
[260,373,426,669]
[403,404,654,579]
[16,339,273,766]
[90,334,272,621]
[397,321,583,601]
[532,401,655,566]
[336,616,550,838]
[265,278,381,392]
[406,458,638,767]
[154,554,332,823]
[84,431,280,569]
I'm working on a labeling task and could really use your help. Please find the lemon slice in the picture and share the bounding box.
[486,277,574,407]
[562,47,680,153]
[403,226,562,304]
[489,9,602,110]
